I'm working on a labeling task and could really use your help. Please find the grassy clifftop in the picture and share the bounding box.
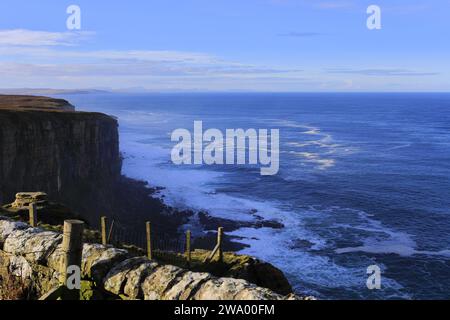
[0,95,75,111]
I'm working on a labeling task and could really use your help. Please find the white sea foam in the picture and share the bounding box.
[270,119,358,171]
[118,111,418,298]
[121,136,410,297]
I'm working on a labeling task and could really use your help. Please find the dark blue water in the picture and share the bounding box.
[61,93,450,299]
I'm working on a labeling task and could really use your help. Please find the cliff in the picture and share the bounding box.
[0,95,123,226]
[0,95,181,233]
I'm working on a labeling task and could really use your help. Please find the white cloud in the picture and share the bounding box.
[0,28,443,92]
[0,29,93,47]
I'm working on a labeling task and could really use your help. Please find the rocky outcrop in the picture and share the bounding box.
[187,249,293,295]
[0,215,308,300]
[6,192,48,210]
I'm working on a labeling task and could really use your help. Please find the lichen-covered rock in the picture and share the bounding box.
[283,293,315,300]
[190,249,293,295]
[192,277,285,300]
[3,228,62,264]
[103,257,157,298]
[0,250,60,298]
[234,286,283,300]
[164,271,211,300]
[123,261,159,299]
[46,243,64,271]
[81,243,128,283]
[7,255,33,280]
[0,218,28,247]
[10,192,48,209]
[31,264,60,297]
[141,265,186,300]
[192,278,250,300]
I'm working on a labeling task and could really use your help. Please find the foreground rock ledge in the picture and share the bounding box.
[0,216,312,300]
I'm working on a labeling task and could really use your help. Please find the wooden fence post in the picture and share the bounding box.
[60,220,84,300]
[101,216,107,245]
[203,227,224,263]
[217,227,224,262]
[186,230,191,265]
[29,202,37,227]
[107,219,115,244]
[146,221,153,260]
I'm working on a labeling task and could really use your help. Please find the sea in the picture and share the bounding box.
[59,92,450,300]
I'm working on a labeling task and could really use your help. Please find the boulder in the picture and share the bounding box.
[103,257,158,299]
[164,271,211,300]
[188,249,293,295]
[10,192,48,209]
[3,228,62,264]
[0,218,28,247]
[46,243,64,271]
[81,243,128,283]
[193,278,250,300]
[123,261,159,299]
[234,286,283,300]
[141,265,186,300]
[7,255,33,280]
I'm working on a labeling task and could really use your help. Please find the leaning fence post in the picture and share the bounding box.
[101,216,107,245]
[60,220,84,300]
[217,227,224,262]
[107,219,115,244]
[29,202,37,227]
[146,221,153,260]
[186,230,192,265]
[203,227,225,263]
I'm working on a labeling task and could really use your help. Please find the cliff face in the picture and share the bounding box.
[0,96,121,223]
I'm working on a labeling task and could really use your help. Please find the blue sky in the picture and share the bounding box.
[0,0,449,91]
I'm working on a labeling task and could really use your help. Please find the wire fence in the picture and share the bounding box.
[1,212,225,300]
[103,216,190,266]
[1,206,225,273]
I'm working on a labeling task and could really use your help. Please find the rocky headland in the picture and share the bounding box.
[0,95,299,300]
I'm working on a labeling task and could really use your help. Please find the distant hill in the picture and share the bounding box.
[0,88,110,96]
